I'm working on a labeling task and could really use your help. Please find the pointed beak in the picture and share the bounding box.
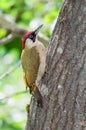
[34,24,43,35]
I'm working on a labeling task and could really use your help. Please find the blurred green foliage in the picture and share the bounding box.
[0,0,64,129]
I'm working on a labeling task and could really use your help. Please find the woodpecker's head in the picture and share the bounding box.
[22,24,43,49]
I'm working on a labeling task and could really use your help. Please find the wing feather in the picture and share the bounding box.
[21,47,40,86]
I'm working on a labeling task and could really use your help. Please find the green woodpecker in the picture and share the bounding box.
[21,25,46,107]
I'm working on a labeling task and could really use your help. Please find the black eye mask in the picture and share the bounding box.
[28,33,36,42]
[29,35,33,39]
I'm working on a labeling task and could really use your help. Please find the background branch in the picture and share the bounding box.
[0,90,27,102]
[0,61,20,80]
[0,13,49,46]
[0,34,15,45]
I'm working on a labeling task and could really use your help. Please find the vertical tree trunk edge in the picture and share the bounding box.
[26,0,86,130]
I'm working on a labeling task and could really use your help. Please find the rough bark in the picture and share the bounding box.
[26,0,86,130]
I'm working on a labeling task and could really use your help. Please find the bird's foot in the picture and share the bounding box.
[30,83,37,94]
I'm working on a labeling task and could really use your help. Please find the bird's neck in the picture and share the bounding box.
[25,39,37,49]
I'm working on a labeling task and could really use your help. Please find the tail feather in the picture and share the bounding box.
[30,85,43,108]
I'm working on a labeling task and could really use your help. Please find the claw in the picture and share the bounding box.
[29,83,37,94]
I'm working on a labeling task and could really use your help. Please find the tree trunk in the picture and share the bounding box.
[25,0,86,130]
